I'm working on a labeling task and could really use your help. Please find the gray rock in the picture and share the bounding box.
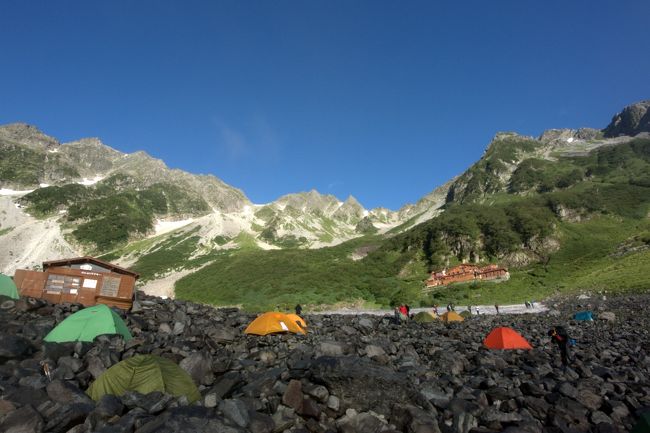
[46,380,94,405]
[591,410,614,425]
[310,356,412,416]
[364,344,386,358]
[391,404,441,433]
[481,406,524,423]
[209,371,242,399]
[219,398,250,428]
[179,351,213,385]
[319,341,346,356]
[247,411,274,433]
[0,404,44,433]
[336,411,387,433]
[94,394,124,418]
[327,395,340,411]
[208,326,236,343]
[45,402,95,433]
[304,384,329,403]
[0,335,31,359]
[598,311,616,321]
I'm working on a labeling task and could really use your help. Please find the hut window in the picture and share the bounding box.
[45,275,64,294]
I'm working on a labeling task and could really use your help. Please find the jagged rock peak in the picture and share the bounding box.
[64,137,108,148]
[604,100,650,138]
[492,131,524,141]
[538,128,601,143]
[277,189,339,210]
[342,195,362,207]
[0,122,60,148]
[482,132,533,155]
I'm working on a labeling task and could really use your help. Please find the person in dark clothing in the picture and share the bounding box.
[494,304,500,314]
[394,306,402,324]
[405,304,411,317]
[548,325,571,367]
[295,304,302,315]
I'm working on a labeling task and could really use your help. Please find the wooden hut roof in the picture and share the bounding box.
[42,256,139,279]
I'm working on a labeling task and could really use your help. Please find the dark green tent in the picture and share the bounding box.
[631,411,650,433]
[87,355,200,403]
[413,311,437,323]
[0,273,19,300]
[44,304,132,343]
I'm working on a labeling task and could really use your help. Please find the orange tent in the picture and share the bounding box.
[244,312,307,336]
[440,311,464,322]
[483,327,532,350]
[284,313,307,329]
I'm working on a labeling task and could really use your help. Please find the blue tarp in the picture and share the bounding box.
[573,311,594,321]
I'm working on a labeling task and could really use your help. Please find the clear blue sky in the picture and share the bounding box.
[1,1,649,210]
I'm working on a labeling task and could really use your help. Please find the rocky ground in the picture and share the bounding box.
[0,293,648,433]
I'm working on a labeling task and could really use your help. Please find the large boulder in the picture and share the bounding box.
[309,356,412,416]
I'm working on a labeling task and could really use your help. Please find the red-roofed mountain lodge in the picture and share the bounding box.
[425,263,509,288]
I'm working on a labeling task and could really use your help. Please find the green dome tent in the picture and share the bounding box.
[44,304,132,343]
[87,355,201,403]
[413,311,437,323]
[0,273,19,300]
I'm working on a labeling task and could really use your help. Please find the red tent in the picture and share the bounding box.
[483,327,533,350]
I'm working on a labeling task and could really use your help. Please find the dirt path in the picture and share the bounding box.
[311,302,547,316]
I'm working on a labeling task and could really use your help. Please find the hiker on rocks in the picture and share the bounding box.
[548,325,571,368]
[399,305,409,320]
[450,303,455,311]
[446,303,451,312]
[432,304,439,315]
[495,303,500,314]
[393,307,402,324]
[467,305,472,315]
[525,301,530,309]
[475,306,480,315]
[405,304,411,318]
[295,304,302,315]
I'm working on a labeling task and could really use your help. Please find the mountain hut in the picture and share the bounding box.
[13,256,138,310]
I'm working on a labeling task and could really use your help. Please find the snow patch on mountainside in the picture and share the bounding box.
[77,176,104,186]
[0,188,34,196]
[154,218,195,236]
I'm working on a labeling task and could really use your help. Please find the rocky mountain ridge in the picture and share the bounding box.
[445,100,650,205]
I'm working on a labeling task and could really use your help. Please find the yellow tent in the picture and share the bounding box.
[244,312,307,335]
[440,311,464,322]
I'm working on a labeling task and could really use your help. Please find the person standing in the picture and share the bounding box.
[494,304,500,314]
[548,326,571,368]
[394,306,402,324]
[295,304,303,315]
[476,306,480,315]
